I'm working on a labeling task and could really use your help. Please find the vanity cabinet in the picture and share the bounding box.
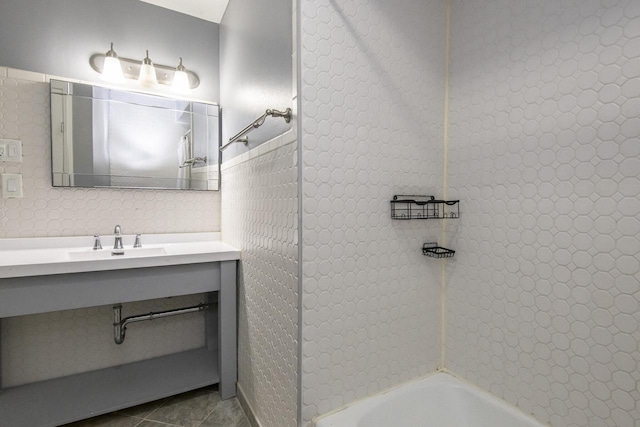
[0,260,237,427]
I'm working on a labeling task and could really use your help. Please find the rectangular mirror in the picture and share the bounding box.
[50,80,220,191]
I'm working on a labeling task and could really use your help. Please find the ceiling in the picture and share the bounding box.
[139,0,230,23]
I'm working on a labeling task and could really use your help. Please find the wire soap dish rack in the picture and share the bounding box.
[390,195,460,220]
[422,242,455,259]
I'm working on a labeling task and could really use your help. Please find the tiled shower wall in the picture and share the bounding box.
[299,0,446,424]
[447,1,640,426]
[221,138,299,427]
[0,73,220,385]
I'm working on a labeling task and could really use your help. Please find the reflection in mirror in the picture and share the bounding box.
[50,80,220,191]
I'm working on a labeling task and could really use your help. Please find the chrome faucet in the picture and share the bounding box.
[134,233,142,248]
[112,225,124,255]
[93,234,102,250]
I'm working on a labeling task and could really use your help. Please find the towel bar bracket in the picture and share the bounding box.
[220,108,292,151]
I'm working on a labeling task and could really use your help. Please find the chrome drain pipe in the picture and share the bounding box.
[112,303,209,345]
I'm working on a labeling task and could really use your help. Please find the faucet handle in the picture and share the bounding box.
[93,234,103,250]
[113,225,124,252]
[134,233,142,248]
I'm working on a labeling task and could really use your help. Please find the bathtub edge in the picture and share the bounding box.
[312,369,443,426]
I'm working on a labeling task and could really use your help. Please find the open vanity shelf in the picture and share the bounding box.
[0,348,219,427]
[0,237,239,427]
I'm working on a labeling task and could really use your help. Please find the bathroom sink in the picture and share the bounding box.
[0,232,241,279]
[65,247,167,261]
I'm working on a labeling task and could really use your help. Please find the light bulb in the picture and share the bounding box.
[138,50,158,87]
[172,57,192,93]
[100,43,125,83]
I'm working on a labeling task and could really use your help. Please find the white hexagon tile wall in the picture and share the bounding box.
[447,1,640,427]
[300,0,447,425]
[0,75,220,384]
[221,139,299,427]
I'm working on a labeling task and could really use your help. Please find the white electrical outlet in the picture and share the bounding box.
[2,174,23,198]
[0,139,22,162]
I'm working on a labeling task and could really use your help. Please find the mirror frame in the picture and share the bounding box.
[50,79,221,192]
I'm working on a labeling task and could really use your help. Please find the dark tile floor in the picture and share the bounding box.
[63,386,250,427]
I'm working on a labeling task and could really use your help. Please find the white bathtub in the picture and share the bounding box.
[314,373,545,427]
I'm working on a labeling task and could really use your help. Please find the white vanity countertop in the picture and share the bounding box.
[0,232,240,279]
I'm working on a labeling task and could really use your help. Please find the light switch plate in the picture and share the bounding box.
[2,173,23,198]
[0,139,23,162]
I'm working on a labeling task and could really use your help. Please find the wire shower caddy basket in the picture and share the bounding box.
[422,242,455,259]
[390,195,460,220]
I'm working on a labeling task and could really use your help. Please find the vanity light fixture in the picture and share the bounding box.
[172,57,191,93]
[89,44,200,90]
[100,43,126,83]
[138,50,158,87]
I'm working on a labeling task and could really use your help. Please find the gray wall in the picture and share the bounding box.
[0,0,220,101]
[219,0,292,161]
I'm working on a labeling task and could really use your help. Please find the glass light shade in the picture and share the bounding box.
[172,70,191,93]
[138,51,158,87]
[100,56,125,83]
[138,63,158,87]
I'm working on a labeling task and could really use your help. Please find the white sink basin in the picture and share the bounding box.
[0,233,241,279]
[65,247,168,261]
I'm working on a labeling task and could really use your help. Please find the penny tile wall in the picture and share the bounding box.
[221,138,299,427]
[447,1,640,426]
[299,0,447,424]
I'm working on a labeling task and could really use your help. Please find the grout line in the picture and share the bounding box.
[142,421,183,427]
[440,0,452,370]
[139,413,185,427]
[196,398,222,427]
[135,397,175,426]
